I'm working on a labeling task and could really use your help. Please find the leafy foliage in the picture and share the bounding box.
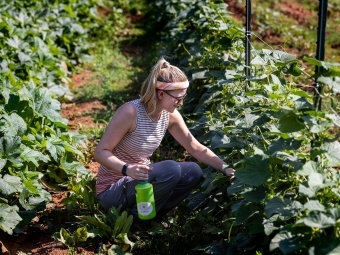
[0,0,101,234]
[146,0,340,254]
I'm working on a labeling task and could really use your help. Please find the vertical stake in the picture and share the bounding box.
[313,0,328,111]
[245,0,251,91]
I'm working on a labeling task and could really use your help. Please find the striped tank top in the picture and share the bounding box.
[96,99,169,195]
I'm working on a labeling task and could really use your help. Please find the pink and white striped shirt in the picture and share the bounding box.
[96,99,169,195]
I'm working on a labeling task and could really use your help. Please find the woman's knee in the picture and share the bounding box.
[152,160,181,182]
[190,162,203,179]
[164,160,182,180]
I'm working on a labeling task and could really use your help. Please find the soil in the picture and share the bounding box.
[0,2,311,254]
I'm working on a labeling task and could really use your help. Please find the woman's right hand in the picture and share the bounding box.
[126,164,153,180]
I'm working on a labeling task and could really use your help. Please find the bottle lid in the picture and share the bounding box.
[139,180,148,183]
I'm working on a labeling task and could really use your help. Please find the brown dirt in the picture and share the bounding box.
[278,1,315,25]
[226,0,315,48]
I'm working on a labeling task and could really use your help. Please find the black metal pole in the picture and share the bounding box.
[245,0,251,91]
[313,0,328,111]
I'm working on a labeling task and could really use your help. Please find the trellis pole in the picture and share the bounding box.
[245,0,251,91]
[313,0,328,111]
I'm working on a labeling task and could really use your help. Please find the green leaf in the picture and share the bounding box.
[303,200,325,212]
[265,197,302,218]
[7,36,21,49]
[186,192,206,212]
[310,119,333,133]
[44,138,66,161]
[296,161,319,176]
[303,211,335,229]
[0,136,22,163]
[0,204,22,235]
[18,52,32,65]
[0,113,27,136]
[293,97,314,111]
[278,112,305,133]
[24,85,62,122]
[74,227,88,243]
[272,50,296,63]
[322,141,340,167]
[0,174,23,195]
[244,111,260,128]
[20,145,50,167]
[242,185,267,203]
[263,215,280,235]
[211,132,244,149]
[19,187,51,210]
[326,113,340,127]
[59,160,89,177]
[76,214,111,236]
[0,159,6,171]
[192,69,209,80]
[59,228,74,247]
[227,178,246,195]
[235,155,270,187]
[318,76,340,94]
[320,241,340,255]
[279,234,309,254]
[268,137,302,156]
[235,203,259,225]
[251,55,266,65]
[308,173,323,188]
[299,183,318,197]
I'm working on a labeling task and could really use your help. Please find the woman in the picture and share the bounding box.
[94,57,234,219]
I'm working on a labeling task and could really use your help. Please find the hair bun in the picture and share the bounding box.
[162,61,170,69]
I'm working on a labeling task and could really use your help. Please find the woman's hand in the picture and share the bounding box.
[126,164,153,180]
[223,167,235,177]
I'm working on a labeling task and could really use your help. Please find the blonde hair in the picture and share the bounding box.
[140,57,188,115]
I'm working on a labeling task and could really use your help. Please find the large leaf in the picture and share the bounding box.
[0,136,22,166]
[279,233,309,254]
[235,155,270,187]
[241,185,267,203]
[20,145,50,167]
[0,113,27,136]
[0,174,23,195]
[303,200,325,212]
[19,187,51,210]
[211,132,245,149]
[0,204,22,235]
[265,197,302,218]
[235,202,260,225]
[268,137,302,156]
[322,141,340,167]
[278,112,305,133]
[318,76,340,94]
[59,159,89,177]
[19,84,62,122]
[296,161,319,176]
[303,211,335,229]
[186,192,206,212]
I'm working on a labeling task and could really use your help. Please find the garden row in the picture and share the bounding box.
[0,0,103,235]
[150,0,340,254]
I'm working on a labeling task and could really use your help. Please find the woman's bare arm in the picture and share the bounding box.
[168,110,234,176]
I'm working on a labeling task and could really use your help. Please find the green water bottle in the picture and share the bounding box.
[135,180,156,220]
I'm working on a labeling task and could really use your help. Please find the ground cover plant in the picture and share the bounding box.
[149,0,340,254]
[1,0,340,254]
